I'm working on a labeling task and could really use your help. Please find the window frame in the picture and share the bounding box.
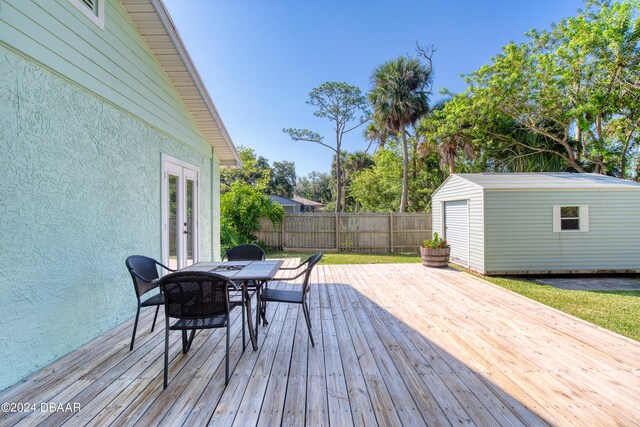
[552,205,589,233]
[68,0,105,30]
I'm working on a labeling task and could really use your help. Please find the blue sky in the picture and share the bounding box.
[163,0,584,177]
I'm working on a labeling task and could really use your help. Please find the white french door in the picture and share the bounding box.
[162,155,199,270]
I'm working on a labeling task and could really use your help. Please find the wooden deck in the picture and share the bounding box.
[2,262,640,426]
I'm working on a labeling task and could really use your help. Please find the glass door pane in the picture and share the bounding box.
[185,177,195,267]
[168,174,179,270]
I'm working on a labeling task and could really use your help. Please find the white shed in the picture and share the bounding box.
[431,173,640,275]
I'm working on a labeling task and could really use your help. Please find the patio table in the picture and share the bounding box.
[178,260,283,351]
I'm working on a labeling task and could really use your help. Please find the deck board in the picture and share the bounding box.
[304,262,329,427]
[1,262,640,426]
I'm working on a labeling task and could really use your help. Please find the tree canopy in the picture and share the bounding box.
[284,82,369,212]
[295,171,333,205]
[269,160,296,198]
[221,146,271,193]
[425,0,640,177]
[348,147,402,212]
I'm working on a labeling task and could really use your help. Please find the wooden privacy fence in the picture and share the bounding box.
[257,212,432,253]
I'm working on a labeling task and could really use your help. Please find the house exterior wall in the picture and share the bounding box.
[484,190,640,274]
[211,150,221,260]
[0,23,220,391]
[431,175,485,273]
[0,0,211,157]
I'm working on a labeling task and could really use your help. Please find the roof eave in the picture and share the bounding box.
[152,0,241,168]
[123,0,242,169]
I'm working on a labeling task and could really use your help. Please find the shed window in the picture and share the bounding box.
[560,206,579,230]
[68,0,105,30]
[553,205,589,232]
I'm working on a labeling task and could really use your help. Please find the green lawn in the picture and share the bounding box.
[267,250,640,342]
[266,250,421,265]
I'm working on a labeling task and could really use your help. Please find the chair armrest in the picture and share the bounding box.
[278,258,310,271]
[154,260,176,272]
[274,256,318,281]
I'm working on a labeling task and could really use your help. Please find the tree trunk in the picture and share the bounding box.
[412,136,418,179]
[335,137,342,213]
[341,183,347,212]
[449,155,455,174]
[400,126,409,212]
[620,130,634,179]
[567,158,586,173]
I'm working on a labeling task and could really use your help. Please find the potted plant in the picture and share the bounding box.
[420,232,450,268]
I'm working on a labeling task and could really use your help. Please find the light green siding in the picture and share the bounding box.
[484,190,640,274]
[0,0,211,157]
[211,149,222,260]
[431,175,485,273]
[0,16,223,390]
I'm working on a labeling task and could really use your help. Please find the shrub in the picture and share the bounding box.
[220,182,284,254]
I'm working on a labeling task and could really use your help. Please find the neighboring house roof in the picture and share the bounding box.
[292,196,323,206]
[269,195,302,207]
[121,0,241,168]
[451,173,640,190]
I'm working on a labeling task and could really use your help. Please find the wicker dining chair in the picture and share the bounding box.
[261,253,323,347]
[158,271,238,389]
[222,244,266,262]
[125,255,176,351]
[222,243,265,349]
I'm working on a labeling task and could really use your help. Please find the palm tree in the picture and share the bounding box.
[363,118,391,152]
[369,56,432,212]
[419,98,476,174]
[437,133,476,173]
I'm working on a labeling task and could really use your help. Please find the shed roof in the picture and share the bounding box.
[121,0,240,168]
[454,173,640,190]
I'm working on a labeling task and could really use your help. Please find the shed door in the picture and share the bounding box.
[444,200,469,267]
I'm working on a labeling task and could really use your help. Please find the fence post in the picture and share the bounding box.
[335,212,340,252]
[280,215,285,249]
[389,212,394,253]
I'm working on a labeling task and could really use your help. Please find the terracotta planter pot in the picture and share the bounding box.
[420,246,450,268]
